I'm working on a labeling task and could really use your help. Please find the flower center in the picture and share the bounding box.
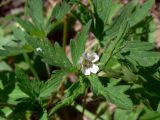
[82,58,93,68]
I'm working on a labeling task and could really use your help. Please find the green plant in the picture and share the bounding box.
[1,0,160,120]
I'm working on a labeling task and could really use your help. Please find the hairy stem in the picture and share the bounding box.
[62,17,68,50]
[73,103,101,120]
[23,53,40,81]
[88,0,95,13]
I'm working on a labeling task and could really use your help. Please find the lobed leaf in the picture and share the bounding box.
[120,41,160,67]
[93,0,112,24]
[16,18,45,38]
[130,0,154,27]
[15,67,42,100]
[104,2,135,39]
[70,20,92,65]
[0,61,12,72]
[88,75,133,109]
[92,0,112,38]
[40,70,68,98]
[26,0,44,26]
[49,77,87,114]
[140,111,160,120]
[114,108,143,120]
[100,21,129,67]
[26,35,72,69]
[50,1,70,21]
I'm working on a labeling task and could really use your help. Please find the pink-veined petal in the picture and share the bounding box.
[90,64,99,74]
[91,53,99,63]
[82,68,91,75]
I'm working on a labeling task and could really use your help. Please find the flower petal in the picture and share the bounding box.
[91,53,99,63]
[90,64,99,74]
[82,68,91,75]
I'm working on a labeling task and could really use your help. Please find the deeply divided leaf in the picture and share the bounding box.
[88,75,133,109]
[130,0,154,27]
[104,2,135,39]
[120,41,160,67]
[70,20,92,65]
[50,1,70,20]
[49,77,87,114]
[26,0,44,26]
[26,35,72,69]
[40,70,68,98]
[15,67,42,100]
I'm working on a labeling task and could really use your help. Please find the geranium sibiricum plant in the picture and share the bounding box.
[0,0,159,120]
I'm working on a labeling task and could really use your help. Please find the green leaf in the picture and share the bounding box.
[88,75,102,95]
[104,86,133,109]
[26,0,44,26]
[40,110,48,120]
[0,46,31,58]
[130,0,154,27]
[88,75,133,109]
[108,1,123,24]
[47,2,70,34]
[122,41,154,52]
[15,67,42,100]
[13,28,26,45]
[16,18,36,34]
[16,18,45,38]
[9,85,28,104]
[114,108,142,120]
[93,0,112,24]
[100,21,129,67]
[104,2,135,39]
[50,1,70,20]
[128,51,160,67]
[0,61,12,72]
[157,103,160,112]
[0,107,12,119]
[0,73,16,102]
[7,100,37,120]
[49,77,87,115]
[0,34,16,50]
[15,68,68,101]
[70,20,92,65]
[121,65,137,83]
[120,41,160,67]
[26,35,72,69]
[40,70,68,98]
[92,0,112,37]
[140,111,160,120]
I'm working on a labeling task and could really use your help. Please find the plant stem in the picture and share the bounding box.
[73,103,101,120]
[82,87,88,116]
[45,63,50,77]
[88,0,95,13]
[23,53,40,81]
[0,102,15,108]
[62,17,68,50]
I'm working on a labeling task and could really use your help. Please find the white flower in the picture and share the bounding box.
[80,52,99,75]
[36,47,42,52]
